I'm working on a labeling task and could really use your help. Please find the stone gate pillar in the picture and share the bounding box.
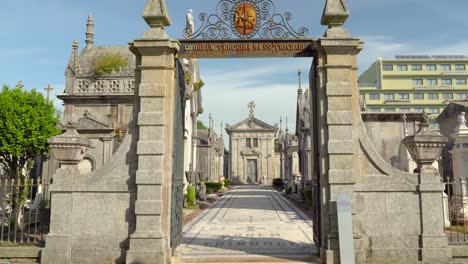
[126,1,179,263]
[315,1,364,263]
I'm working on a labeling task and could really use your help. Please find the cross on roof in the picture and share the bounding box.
[44,84,53,101]
[248,100,256,116]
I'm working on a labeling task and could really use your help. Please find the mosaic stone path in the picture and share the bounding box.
[179,185,318,263]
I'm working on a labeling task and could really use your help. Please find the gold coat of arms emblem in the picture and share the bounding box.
[234,4,257,35]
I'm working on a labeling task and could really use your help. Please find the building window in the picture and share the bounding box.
[397,64,408,71]
[415,108,425,113]
[384,93,395,100]
[457,93,468,100]
[443,93,453,100]
[383,65,393,71]
[246,138,251,148]
[414,93,425,100]
[412,64,422,71]
[430,123,440,129]
[384,108,395,112]
[427,79,438,85]
[428,108,440,114]
[412,79,423,85]
[455,64,466,71]
[369,93,380,100]
[440,64,451,71]
[369,108,380,112]
[442,79,453,85]
[426,64,437,71]
[456,78,467,85]
[428,93,439,100]
[253,138,258,148]
[399,93,409,100]
[399,108,410,113]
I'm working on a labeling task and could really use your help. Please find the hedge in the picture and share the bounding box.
[204,182,223,194]
[224,179,232,188]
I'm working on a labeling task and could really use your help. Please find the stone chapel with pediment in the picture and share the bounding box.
[225,101,280,184]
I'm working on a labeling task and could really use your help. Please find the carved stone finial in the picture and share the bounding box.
[220,121,224,138]
[422,110,430,124]
[321,0,350,28]
[142,0,171,29]
[85,14,94,49]
[297,69,302,95]
[72,40,79,51]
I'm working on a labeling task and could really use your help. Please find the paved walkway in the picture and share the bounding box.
[179,185,318,263]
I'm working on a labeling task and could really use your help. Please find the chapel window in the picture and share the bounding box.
[246,138,251,148]
[253,138,258,147]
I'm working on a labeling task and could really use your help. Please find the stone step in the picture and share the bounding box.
[177,255,320,263]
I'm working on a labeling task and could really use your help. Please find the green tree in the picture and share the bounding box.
[0,85,61,181]
[197,120,207,129]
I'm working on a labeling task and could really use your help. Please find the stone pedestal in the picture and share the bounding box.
[41,125,91,264]
[198,182,207,201]
[403,122,451,262]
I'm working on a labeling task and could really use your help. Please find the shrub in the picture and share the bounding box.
[272,178,284,188]
[94,53,128,76]
[223,179,231,188]
[204,182,223,194]
[187,186,196,207]
[193,80,205,91]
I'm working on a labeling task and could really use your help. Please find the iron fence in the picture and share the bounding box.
[0,177,49,245]
[443,177,468,243]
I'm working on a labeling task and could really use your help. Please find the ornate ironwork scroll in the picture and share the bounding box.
[183,0,309,40]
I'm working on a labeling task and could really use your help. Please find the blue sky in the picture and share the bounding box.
[2,0,468,134]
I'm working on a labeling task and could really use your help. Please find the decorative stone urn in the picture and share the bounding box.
[403,118,447,173]
[48,123,92,174]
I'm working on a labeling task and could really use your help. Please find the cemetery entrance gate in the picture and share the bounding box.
[173,0,323,255]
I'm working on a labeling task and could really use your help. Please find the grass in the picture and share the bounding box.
[447,225,468,234]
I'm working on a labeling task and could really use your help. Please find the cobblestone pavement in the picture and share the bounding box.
[179,185,318,263]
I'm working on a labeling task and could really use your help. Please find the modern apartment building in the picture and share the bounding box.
[359,55,468,127]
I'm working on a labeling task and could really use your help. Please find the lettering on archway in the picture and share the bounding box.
[179,39,316,58]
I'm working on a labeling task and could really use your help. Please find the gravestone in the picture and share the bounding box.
[337,195,355,264]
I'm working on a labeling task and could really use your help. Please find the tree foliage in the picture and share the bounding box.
[0,85,61,180]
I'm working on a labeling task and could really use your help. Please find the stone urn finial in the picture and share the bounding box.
[48,122,92,174]
[403,117,447,173]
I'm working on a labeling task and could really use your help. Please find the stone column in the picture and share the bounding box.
[316,1,364,261]
[126,1,179,263]
[403,121,451,261]
[101,137,113,165]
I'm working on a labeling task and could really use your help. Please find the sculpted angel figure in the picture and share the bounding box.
[458,111,466,127]
[186,9,195,36]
